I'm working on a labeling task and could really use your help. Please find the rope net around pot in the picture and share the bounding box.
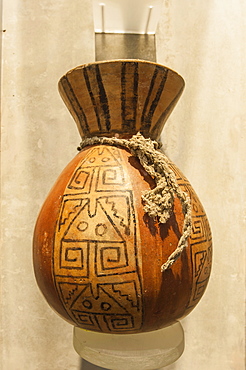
[79,132,192,272]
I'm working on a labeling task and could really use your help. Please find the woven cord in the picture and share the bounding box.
[79,133,192,272]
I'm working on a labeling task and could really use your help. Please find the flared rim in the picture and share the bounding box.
[58,59,185,140]
[60,59,185,88]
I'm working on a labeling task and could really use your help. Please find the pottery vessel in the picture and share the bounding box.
[33,60,212,334]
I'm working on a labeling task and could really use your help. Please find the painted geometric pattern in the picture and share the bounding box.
[169,164,212,308]
[59,61,184,141]
[53,146,143,333]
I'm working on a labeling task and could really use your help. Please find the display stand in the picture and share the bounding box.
[74,321,184,370]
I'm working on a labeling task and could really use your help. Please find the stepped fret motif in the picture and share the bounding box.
[53,146,143,333]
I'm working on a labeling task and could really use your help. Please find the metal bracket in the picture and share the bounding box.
[95,33,156,62]
[93,0,163,62]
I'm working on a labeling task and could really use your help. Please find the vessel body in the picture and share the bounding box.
[33,60,212,334]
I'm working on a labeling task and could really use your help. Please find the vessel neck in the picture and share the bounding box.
[58,60,185,141]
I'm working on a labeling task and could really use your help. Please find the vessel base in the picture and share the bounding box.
[73,321,184,370]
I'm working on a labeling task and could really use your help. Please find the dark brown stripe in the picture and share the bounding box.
[141,66,168,134]
[83,67,102,132]
[121,62,139,132]
[141,67,158,130]
[150,85,184,139]
[96,64,111,132]
[121,62,127,130]
[133,63,139,130]
[147,68,168,122]
[61,76,90,135]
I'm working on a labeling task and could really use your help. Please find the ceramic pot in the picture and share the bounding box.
[33,60,212,334]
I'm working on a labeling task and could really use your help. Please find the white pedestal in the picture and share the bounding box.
[73,321,184,370]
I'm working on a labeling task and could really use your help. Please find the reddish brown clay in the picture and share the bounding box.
[33,60,212,334]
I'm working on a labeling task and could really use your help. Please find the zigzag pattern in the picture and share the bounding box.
[63,285,79,305]
[59,200,83,230]
[112,284,138,309]
[105,198,130,236]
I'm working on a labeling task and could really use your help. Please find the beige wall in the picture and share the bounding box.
[1,1,245,369]
[1,0,94,369]
[157,1,246,369]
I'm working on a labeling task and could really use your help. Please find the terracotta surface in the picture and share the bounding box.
[58,60,185,140]
[33,60,212,334]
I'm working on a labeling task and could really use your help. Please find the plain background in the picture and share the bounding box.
[1,0,245,369]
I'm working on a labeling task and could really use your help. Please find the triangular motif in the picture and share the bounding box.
[58,198,87,230]
[63,200,123,242]
[99,197,131,236]
[58,283,88,307]
[71,285,128,314]
[195,250,207,279]
[80,147,121,168]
